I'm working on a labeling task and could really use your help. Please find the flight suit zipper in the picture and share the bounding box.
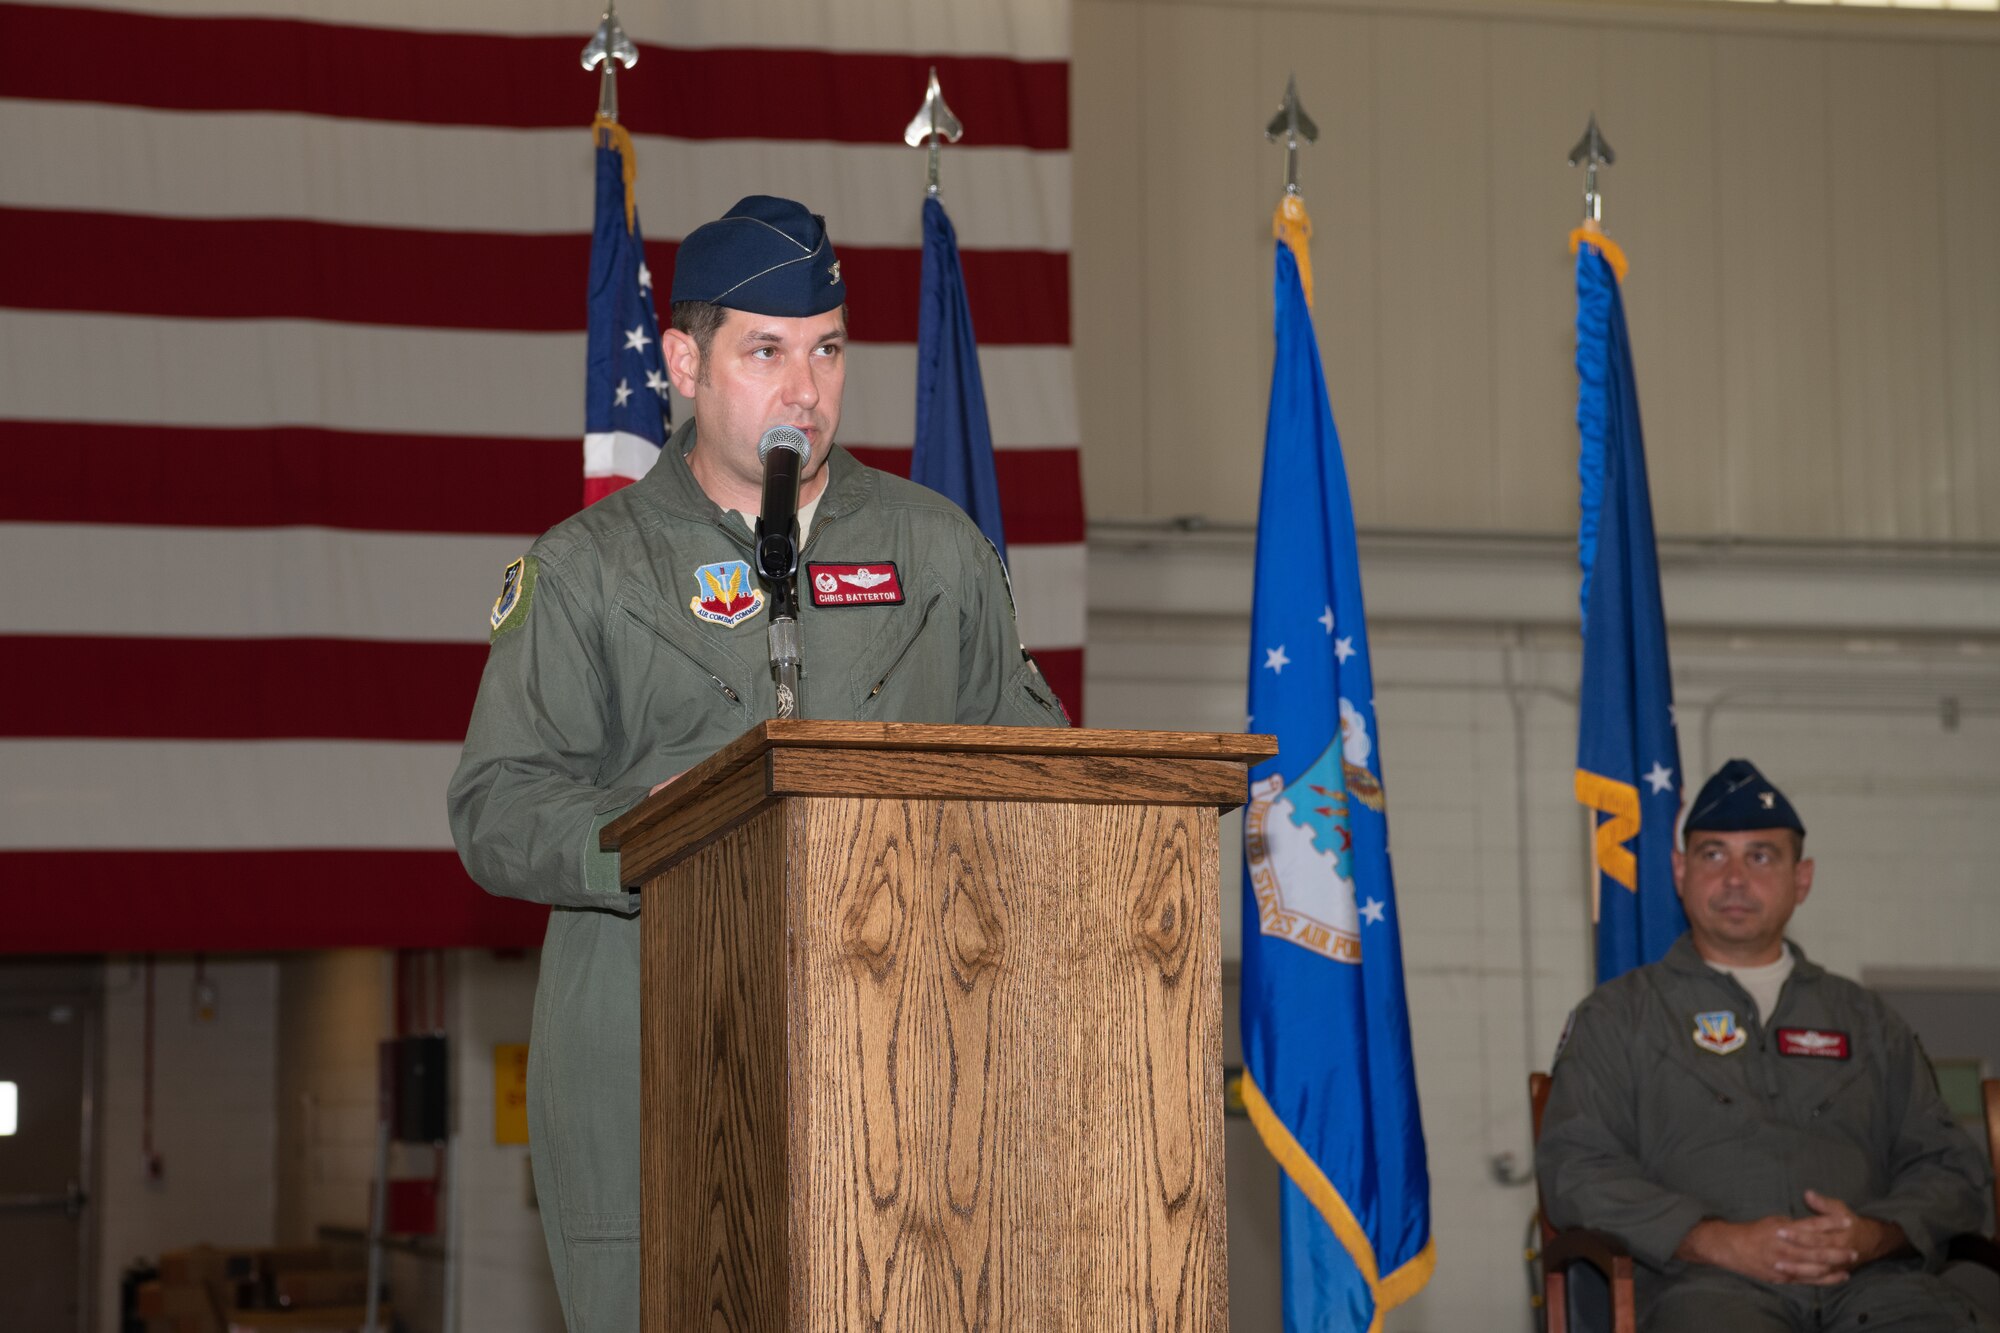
[865,591,944,702]
[619,603,745,706]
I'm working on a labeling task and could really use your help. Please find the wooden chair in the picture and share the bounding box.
[1528,1071,1636,1333]
[1945,1078,2000,1272]
[1530,1075,2000,1333]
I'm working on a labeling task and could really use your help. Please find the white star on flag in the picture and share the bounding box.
[624,325,652,352]
[1320,606,1335,633]
[1644,762,1675,794]
[1334,637,1356,664]
[1360,897,1387,925]
[613,379,632,407]
[645,368,671,397]
[1264,646,1291,674]
[638,263,652,290]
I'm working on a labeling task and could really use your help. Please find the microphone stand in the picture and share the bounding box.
[753,429,807,719]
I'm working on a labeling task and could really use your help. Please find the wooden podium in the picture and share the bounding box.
[601,721,1276,1332]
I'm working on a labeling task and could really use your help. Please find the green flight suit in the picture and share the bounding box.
[1537,934,1996,1331]
[447,421,1066,1333]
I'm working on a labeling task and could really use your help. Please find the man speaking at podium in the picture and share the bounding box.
[448,195,1065,1333]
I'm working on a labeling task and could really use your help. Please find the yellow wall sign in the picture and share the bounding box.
[494,1043,530,1145]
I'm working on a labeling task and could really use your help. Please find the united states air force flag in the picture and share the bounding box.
[911,195,1007,563]
[582,117,671,508]
[1570,226,1685,984]
[1241,201,1433,1332]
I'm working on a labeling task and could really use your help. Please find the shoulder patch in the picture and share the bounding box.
[490,555,537,639]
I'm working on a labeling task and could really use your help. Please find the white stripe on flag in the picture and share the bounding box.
[0,739,462,849]
[1005,541,1087,648]
[583,431,663,482]
[0,310,1080,447]
[1,522,1081,644]
[56,0,1072,57]
[0,101,1071,251]
[0,523,523,642]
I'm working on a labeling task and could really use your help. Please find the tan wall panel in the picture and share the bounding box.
[1713,35,1840,538]
[1825,39,1951,540]
[1939,44,2000,541]
[1488,20,1603,536]
[1136,3,1268,521]
[1072,0,1149,518]
[1070,2,2000,543]
[1372,14,1496,529]
[1600,26,1726,538]
[1254,8,1384,521]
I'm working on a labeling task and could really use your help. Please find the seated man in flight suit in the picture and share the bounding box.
[1538,758,1996,1332]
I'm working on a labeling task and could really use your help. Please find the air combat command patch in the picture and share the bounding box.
[490,556,537,639]
[690,559,765,628]
[1692,1010,1747,1055]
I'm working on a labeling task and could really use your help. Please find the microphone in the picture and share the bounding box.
[753,425,809,717]
[753,424,808,588]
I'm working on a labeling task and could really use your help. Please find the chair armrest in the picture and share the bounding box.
[1945,1232,2000,1275]
[1544,1227,1636,1284]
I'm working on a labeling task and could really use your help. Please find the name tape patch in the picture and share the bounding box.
[808,561,905,608]
[1776,1028,1850,1060]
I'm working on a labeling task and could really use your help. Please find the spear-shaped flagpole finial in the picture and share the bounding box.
[1567,114,1616,226]
[1265,73,1319,198]
[582,3,639,122]
[903,67,964,197]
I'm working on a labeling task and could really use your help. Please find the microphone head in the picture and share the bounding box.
[757,425,810,462]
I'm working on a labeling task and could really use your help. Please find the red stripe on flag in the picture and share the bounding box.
[582,474,636,507]
[1030,646,1084,727]
[0,850,548,953]
[845,446,1085,544]
[0,3,1069,149]
[0,422,1084,541]
[0,421,577,534]
[0,208,1070,345]
[6,636,489,741]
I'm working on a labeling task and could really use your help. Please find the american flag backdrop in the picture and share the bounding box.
[0,0,1083,952]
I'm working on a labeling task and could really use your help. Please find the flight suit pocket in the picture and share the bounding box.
[614,590,754,746]
[854,589,949,715]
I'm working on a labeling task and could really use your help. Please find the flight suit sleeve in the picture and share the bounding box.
[1856,1006,1993,1265]
[1536,995,1712,1270]
[953,531,1069,728]
[446,549,651,911]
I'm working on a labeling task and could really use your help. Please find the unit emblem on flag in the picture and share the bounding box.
[1244,702,1384,965]
[490,556,535,639]
[1692,1010,1747,1055]
[807,562,905,607]
[1776,1028,1849,1060]
[689,560,765,627]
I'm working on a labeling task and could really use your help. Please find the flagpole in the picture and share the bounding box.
[903,67,964,196]
[1264,74,1318,306]
[582,3,638,123]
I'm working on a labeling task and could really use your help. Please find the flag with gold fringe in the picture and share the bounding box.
[1241,195,1433,1332]
[1571,225,1685,983]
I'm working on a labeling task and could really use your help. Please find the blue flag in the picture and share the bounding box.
[911,195,1006,562]
[1242,224,1432,1333]
[1572,231,1685,983]
[582,118,670,507]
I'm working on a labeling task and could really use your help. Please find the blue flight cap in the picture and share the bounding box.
[1684,758,1806,837]
[669,195,846,317]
